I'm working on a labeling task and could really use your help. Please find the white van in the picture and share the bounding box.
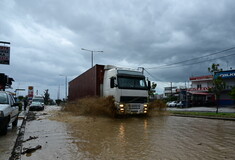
[32,96,44,104]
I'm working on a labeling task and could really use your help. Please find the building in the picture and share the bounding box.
[0,73,14,91]
[214,70,235,106]
[186,70,235,107]
[164,86,177,98]
[188,75,215,106]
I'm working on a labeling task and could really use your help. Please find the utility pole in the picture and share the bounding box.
[81,48,103,68]
[60,75,67,100]
[170,82,172,97]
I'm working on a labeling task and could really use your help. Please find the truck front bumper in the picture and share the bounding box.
[117,103,148,114]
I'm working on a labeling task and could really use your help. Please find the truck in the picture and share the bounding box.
[68,64,150,115]
[0,91,20,135]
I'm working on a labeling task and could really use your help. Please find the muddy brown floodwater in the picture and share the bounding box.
[51,111,235,160]
[19,106,235,160]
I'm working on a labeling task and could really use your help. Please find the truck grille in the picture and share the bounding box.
[129,104,141,110]
[120,96,147,103]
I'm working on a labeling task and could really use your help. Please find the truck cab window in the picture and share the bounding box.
[117,77,147,89]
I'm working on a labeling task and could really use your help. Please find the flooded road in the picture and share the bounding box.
[18,106,235,160]
[62,115,235,160]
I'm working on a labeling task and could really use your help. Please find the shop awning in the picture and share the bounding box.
[189,92,214,95]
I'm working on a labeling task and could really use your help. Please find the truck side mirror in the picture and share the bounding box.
[110,77,115,88]
[148,80,151,91]
[110,77,116,88]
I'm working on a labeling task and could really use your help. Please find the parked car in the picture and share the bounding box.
[29,101,45,111]
[176,101,185,108]
[167,101,178,107]
[0,91,20,135]
[32,96,44,103]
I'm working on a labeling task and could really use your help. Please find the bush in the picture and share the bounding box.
[148,99,167,116]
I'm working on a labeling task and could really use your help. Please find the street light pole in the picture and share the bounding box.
[60,75,67,100]
[81,48,103,68]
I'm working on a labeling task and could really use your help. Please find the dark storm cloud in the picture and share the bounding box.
[1,0,235,97]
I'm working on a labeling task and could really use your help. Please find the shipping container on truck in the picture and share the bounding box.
[69,64,150,114]
[68,65,105,101]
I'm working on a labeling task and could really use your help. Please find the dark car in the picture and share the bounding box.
[29,101,44,111]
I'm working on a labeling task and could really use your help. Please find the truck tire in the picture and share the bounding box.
[12,117,18,127]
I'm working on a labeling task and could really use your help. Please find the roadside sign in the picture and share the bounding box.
[28,86,34,98]
[0,46,10,65]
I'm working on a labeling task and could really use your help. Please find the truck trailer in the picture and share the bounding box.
[68,64,150,114]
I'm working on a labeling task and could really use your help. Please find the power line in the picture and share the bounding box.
[146,46,235,69]
[144,68,159,81]
[151,52,235,70]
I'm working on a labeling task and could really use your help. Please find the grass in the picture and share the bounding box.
[169,111,235,118]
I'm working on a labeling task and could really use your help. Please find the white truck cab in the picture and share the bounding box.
[0,91,19,135]
[103,66,149,114]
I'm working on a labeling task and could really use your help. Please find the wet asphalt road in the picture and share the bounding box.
[1,106,235,160]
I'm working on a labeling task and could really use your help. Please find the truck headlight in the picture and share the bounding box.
[0,111,4,118]
[119,104,124,108]
[144,104,148,110]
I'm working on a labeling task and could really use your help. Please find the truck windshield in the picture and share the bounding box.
[117,76,147,90]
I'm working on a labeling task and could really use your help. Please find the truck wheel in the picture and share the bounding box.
[12,117,18,127]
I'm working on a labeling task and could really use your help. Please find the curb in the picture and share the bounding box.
[171,114,235,121]
[9,112,28,160]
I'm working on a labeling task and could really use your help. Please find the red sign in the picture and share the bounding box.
[28,86,34,98]
[189,75,213,81]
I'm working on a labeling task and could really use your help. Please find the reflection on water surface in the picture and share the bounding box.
[63,115,235,160]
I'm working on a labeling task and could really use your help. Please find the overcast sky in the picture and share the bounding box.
[1,0,235,99]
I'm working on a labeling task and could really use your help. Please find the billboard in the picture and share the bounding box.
[0,46,10,65]
[215,70,235,79]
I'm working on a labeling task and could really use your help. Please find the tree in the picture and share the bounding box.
[149,82,157,97]
[44,89,50,105]
[208,64,226,113]
[229,87,235,100]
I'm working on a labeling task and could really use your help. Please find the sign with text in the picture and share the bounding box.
[0,46,10,65]
[215,70,235,79]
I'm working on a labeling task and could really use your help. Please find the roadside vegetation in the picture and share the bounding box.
[148,99,167,116]
[169,111,235,118]
[208,63,226,113]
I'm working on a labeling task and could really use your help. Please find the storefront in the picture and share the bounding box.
[187,75,215,106]
[215,70,235,106]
